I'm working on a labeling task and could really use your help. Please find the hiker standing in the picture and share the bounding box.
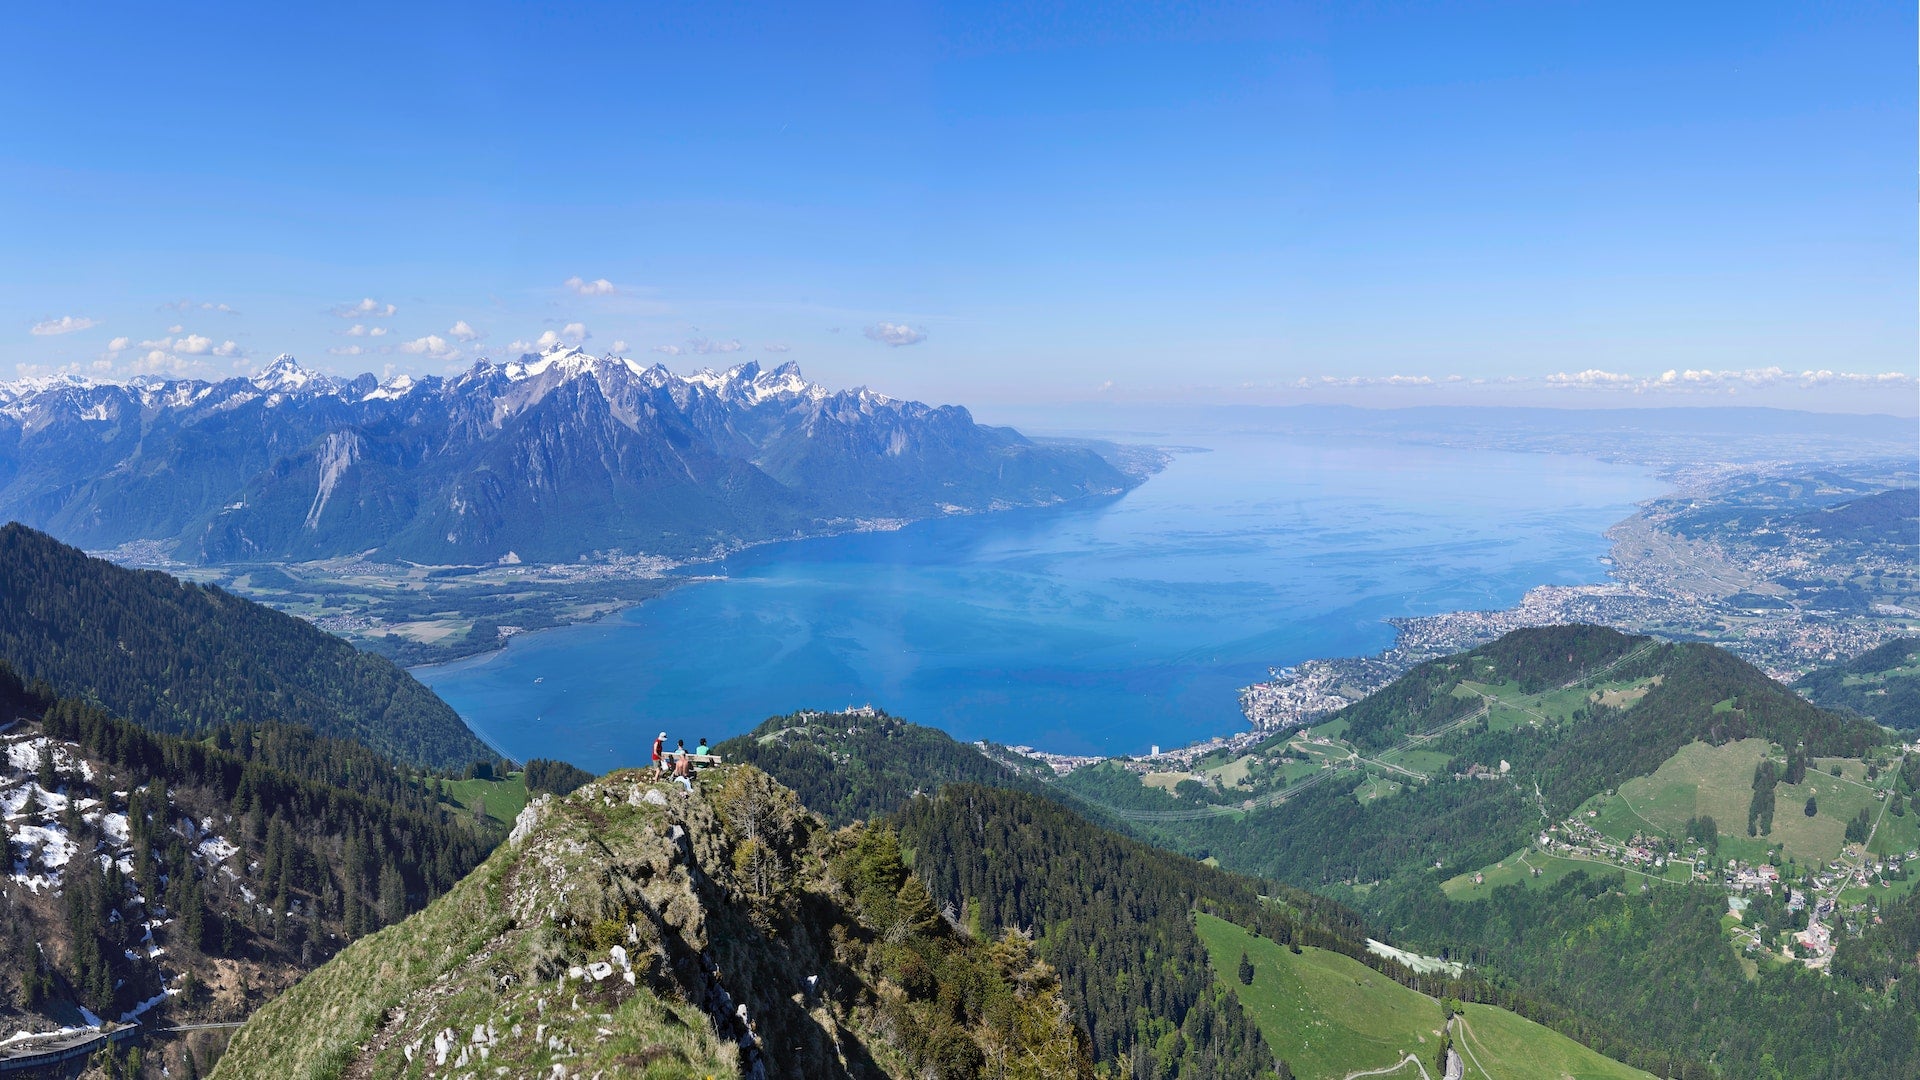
[650,730,668,780]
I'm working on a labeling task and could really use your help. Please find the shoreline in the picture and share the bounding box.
[400,492,1145,677]
[409,443,1667,767]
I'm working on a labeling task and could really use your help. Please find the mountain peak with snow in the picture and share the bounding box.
[0,345,1131,565]
[252,354,323,393]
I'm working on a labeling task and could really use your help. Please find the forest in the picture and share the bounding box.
[0,662,495,1031]
[0,524,492,771]
[1379,870,1920,1080]
[714,710,1059,827]
[1794,636,1920,730]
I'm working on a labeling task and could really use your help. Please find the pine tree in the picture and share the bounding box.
[1236,951,1254,985]
[35,742,55,791]
[378,861,407,927]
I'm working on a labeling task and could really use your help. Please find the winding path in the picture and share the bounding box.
[1341,1052,1433,1080]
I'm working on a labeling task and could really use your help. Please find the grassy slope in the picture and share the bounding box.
[432,771,531,827]
[1195,914,1651,1080]
[1602,739,1877,861]
[211,794,730,1080]
[1447,733,1914,895]
[1453,1004,1653,1080]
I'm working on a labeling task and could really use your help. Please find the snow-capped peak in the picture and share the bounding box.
[0,371,99,402]
[363,373,419,402]
[503,345,597,381]
[252,354,319,393]
[680,359,824,404]
[744,360,823,403]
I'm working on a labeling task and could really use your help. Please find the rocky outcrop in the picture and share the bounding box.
[212,766,1089,1079]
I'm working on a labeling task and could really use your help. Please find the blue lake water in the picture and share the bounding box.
[416,432,1663,768]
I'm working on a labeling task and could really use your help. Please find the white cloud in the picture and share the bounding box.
[865,322,927,347]
[344,323,389,337]
[173,334,214,354]
[521,324,590,352]
[1545,369,1639,388]
[448,320,482,342]
[400,334,460,359]
[1292,374,1436,389]
[651,344,683,356]
[688,338,743,355]
[106,336,130,352]
[564,276,617,296]
[163,299,236,314]
[1800,369,1916,386]
[329,344,365,356]
[1531,366,1917,393]
[333,297,397,318]
[611,339,630,353]
[132,348,206,375]
[763,343,791,353]
[30,315,97,336]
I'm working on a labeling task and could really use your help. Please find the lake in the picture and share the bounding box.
[416,430,1663,767]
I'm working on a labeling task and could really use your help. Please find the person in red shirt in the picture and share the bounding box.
[650,731,667,780]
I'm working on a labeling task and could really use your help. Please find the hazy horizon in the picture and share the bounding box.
[6,2,1914,415]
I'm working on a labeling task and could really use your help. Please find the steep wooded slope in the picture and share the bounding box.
[0,524,490,771]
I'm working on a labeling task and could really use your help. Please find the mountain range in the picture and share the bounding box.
[0,349,1132,565]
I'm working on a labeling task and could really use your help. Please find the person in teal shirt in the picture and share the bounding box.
[694,737,710,757]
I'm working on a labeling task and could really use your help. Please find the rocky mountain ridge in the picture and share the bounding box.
[0,348,1133,565]
[210,764,1091,1079]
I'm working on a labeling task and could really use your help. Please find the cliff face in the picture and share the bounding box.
[211,766,1090,1079]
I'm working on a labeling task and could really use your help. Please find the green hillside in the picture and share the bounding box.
[1796,636,1920,729]
[1060,628,1885,905]
[213,765,1091,1080]
[1194,914,1652,1080]
[0,523,493,771]
[714,708,1059,826]
[1453,1004,1655,1080]
[1048,626,1914,1078]
[1195,914,1443,1079]
[0,668,498,1072]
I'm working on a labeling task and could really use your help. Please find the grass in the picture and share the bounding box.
[1453,1004,1653,1080]
[212,774,738,1080]
[1204,754,1257,788]
[1310,715,1350,741]
[1142,770,1194,793]
[1355,774,1403,804]
[1389,748,1452,774]
[1195,913,1439,1079]
[1442,849,1611,899]
[1869,803,1920,857]
[432,771,530,827]
[1599,739,1881,863]
[1196,914,1653,1079]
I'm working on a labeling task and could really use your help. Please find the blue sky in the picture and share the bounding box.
[3,2,1913,412]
